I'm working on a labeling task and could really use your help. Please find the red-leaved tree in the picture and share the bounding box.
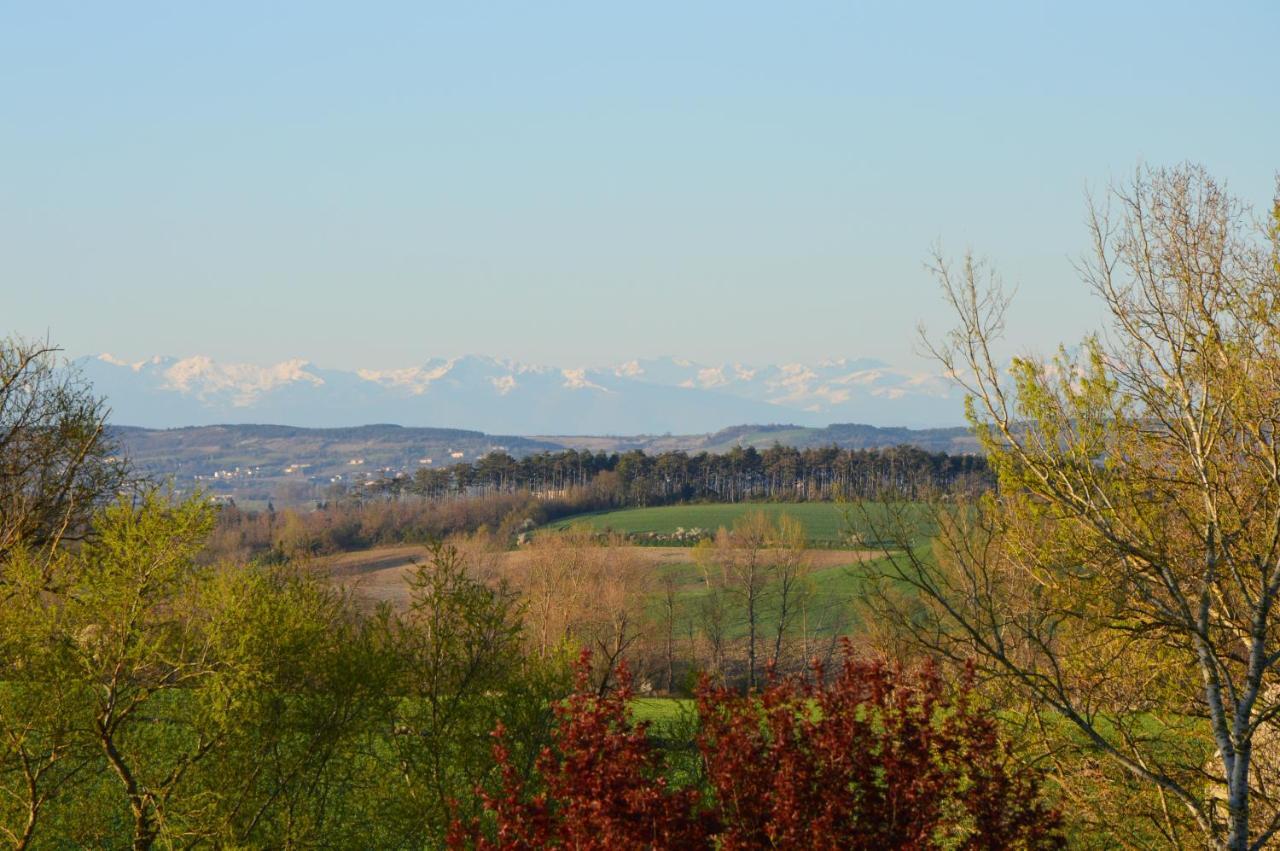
[447,651,716,850]
[452,647,1063,850]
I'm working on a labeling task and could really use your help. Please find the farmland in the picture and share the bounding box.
[325,539,881,623]
[544,501,932,549]
[546,503,860,546]
[321,502,908,659]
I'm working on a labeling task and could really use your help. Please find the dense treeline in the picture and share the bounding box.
[205,488,611,563]
[383,443,990,504]
[206,444,986,562]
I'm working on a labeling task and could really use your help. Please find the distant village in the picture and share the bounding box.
[189,444,512,507]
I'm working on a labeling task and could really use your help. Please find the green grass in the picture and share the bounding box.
[540,502,930,670]
[542,502,925,646]
[546,503,862,546]
[642,555,886,647]
[546,502,934,549]
[631,697,695,725]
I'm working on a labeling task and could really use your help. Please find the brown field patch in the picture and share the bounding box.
[320,544,880,608]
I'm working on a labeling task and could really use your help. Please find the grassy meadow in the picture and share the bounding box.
[546,503,859,545]
[646,551,881,645]
[546,501,933,549]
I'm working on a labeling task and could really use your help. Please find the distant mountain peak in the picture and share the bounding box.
[98,352,165,372]
[79,352,964,433]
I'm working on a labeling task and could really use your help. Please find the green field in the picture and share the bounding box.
[548,503,861,546]
[538,502,929,658]
[547,502,930,548]
[542,502,922,644]
[631,697,695,725]
[650,555,874,644]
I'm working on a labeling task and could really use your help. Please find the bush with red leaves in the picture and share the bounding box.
[447,651,716,850]
[450,647,1063,850]
[698,648,1064,849]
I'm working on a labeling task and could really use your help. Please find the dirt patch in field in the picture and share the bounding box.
[325,545,435,578]
[321,545,881,608]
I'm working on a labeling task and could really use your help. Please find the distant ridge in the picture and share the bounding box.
[541,422,980,456]
[113,423,510,442]
[112,422,980,506]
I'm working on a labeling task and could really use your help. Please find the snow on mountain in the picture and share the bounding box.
[80,353,964,434]
[158,355,325,403]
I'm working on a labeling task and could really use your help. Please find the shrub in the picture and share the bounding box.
[448,651,715,850]
[698,648,1064,849]
[453,647,1063,849]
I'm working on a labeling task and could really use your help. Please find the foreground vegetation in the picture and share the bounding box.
[0,327,1067,849]
[449,651,1063,849]
[0,334,1057,849]
[0,484,1058,848]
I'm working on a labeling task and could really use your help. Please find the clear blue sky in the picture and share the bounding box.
[3,1,1276,370]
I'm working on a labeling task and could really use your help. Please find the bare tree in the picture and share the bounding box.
[859,166,1280,850]
[0,337,128,576]
[588,542,649,694]
[713,513,772,689]
[518,526,593,659]
[767,513,811,674]
[509,527,650,691]
[659,570,680,692]
[693,536,731,683]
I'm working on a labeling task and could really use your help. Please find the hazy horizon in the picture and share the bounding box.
[7,2,1278,375]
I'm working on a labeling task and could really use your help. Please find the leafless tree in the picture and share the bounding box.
[0,337,129,579]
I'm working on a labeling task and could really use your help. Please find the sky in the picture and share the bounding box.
[3,1,1277,372]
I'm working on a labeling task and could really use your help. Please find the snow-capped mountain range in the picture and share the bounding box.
[81,354,964,434]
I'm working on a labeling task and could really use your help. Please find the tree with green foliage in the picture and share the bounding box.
[191,563,395,847]
[373,542,569,846]
[0,491,398,848]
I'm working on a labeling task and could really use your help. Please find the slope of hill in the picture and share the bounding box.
[112,424,562,505]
